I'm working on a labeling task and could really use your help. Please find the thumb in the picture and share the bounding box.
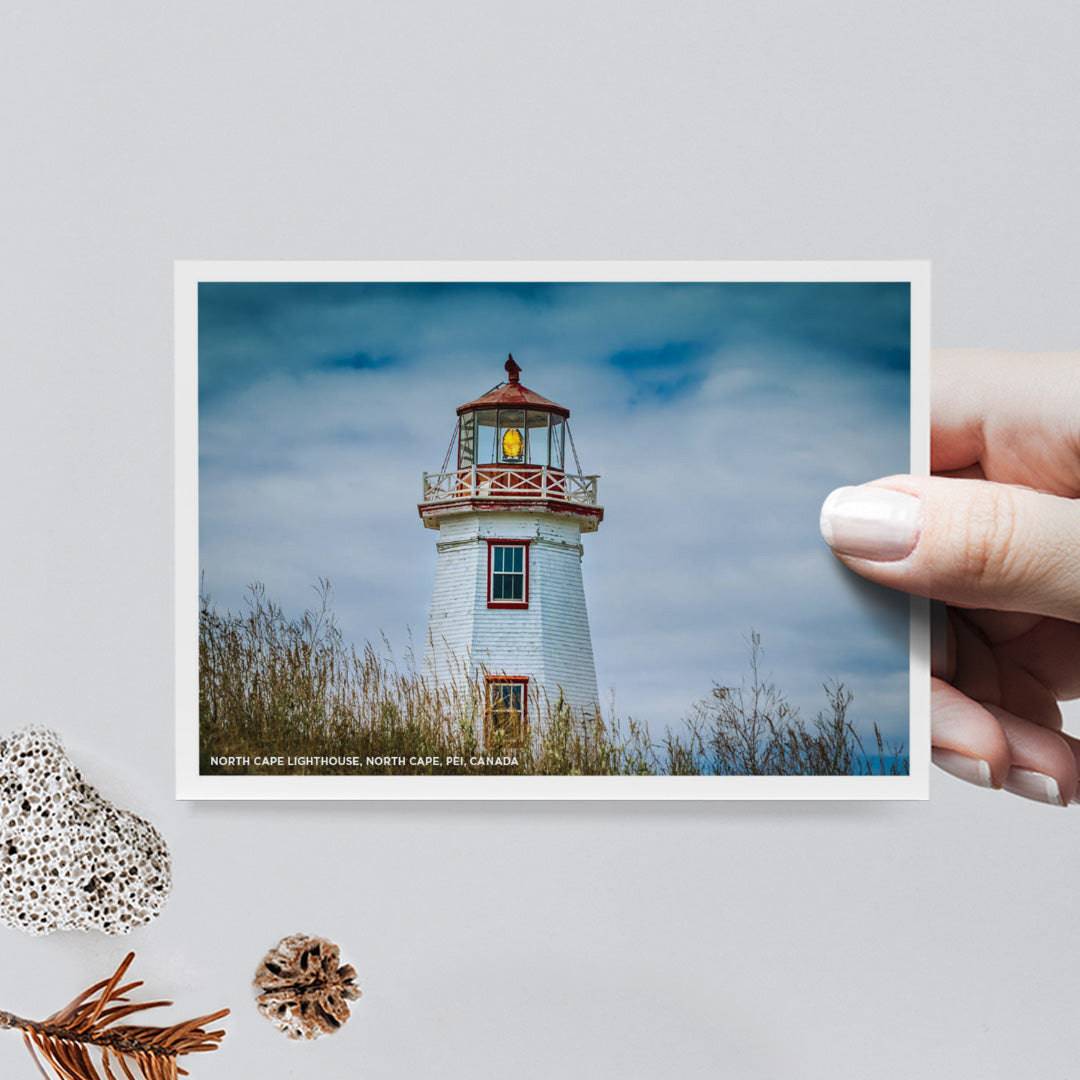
[820,476,1080,621]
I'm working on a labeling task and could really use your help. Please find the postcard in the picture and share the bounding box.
[175,260,930,798]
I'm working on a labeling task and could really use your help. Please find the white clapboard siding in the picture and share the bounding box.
[423,510,599,717]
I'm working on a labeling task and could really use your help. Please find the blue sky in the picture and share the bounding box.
[199,281,911,745]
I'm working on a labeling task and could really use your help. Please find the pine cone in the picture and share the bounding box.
[253,934,361,1040]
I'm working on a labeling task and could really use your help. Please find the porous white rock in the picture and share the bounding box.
[0,727,171,935]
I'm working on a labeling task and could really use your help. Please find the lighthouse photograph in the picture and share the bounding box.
[182,263,928,796]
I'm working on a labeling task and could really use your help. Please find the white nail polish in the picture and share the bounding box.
[820,486,921,561]
[1003,767,1066,807]
[932,748,993,788]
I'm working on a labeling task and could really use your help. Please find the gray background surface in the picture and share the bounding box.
[1,2,1077,1077]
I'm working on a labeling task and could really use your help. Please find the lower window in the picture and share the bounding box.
[485,677,528,748]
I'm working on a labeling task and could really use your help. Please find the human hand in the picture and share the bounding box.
[819,350,1080,805]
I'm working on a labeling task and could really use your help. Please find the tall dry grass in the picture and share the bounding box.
[199,585,907,777]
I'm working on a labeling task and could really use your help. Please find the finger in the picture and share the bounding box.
[932,680,1077,804]
[949,610,1000,705]
[932,350,1080,489]
[1064,734,1080,806]
[991,617,1080,701]
[930,603,956,680]
[947,609,1061,727]
[931,348,988,474]
[989,705,1077,806]
[936,464,986,481]
[961,609,1043,644]
[819,476,1080,621]
[931,678,1009,788]
[961,610,1080,699]
[996,661,1063,730]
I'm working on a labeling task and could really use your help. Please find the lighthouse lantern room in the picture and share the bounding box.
[419,356,603,746]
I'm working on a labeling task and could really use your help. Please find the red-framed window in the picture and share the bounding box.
[487,539,530,609]
[484,676,529,748]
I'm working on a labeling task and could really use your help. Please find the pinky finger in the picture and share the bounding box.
[989,704,1077,807]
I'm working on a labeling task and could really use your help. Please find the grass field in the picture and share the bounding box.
[199,584,907,777]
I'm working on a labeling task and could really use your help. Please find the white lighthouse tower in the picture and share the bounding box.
[419,356,603,746]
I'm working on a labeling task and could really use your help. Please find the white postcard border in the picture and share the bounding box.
[175,259,931,800]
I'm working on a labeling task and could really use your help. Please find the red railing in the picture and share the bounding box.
[421,465,599,506]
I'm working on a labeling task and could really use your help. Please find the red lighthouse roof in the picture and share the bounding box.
[456,355,571,418]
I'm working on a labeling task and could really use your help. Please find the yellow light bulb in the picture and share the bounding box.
[502,427,524,460]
